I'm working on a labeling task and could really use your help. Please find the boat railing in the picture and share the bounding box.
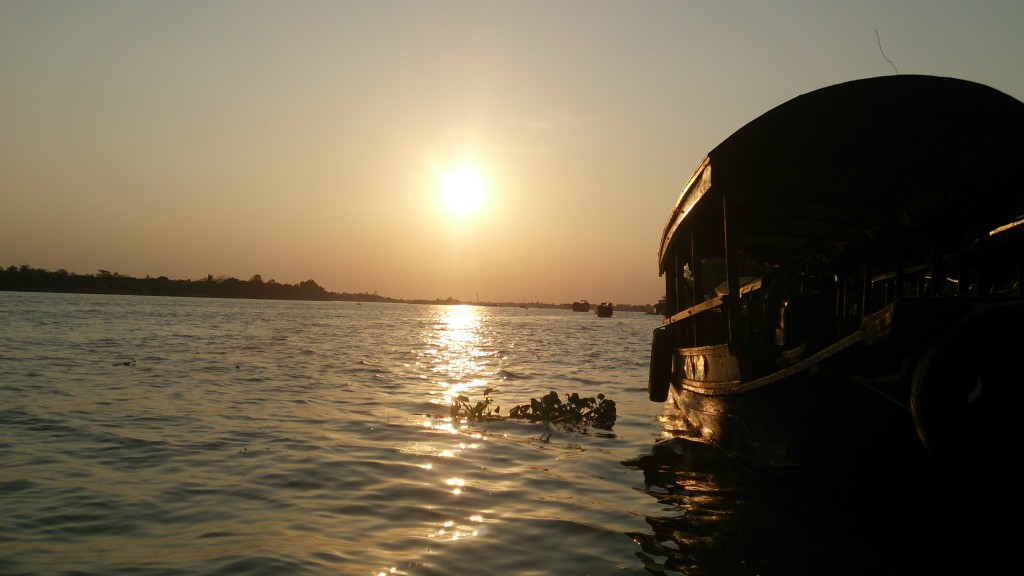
[663,277,771,350]
[664,272,844,359]
[662,211,1024,359]
[663,294,725,325]
[861,218,1024,312]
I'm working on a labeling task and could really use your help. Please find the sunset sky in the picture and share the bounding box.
[3,1,1022,305]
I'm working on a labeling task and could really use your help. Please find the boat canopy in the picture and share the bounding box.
[659,75,1024,275]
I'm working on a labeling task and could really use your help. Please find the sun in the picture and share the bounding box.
[440,164,485,217]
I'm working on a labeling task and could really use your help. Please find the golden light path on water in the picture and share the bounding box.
[377,305,493,576]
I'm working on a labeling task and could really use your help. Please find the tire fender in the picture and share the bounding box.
[649,327,673,402]
[910,301,1024,470]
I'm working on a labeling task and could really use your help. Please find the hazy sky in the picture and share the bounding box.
[3,1,1022,305]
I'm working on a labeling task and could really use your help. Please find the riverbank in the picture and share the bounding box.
[1,265,655,312]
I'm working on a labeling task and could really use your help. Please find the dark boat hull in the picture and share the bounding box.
[657,298,1024,492]
[664,367,930,476]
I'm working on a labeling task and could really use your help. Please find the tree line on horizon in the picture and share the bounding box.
[1,265,656,311]
[0,264,395,303]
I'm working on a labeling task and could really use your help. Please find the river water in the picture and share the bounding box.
[0,292,988,575]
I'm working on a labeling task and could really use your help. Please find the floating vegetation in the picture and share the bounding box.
[450,388,501,422]
[450,389,616,433]
[509,391,617,431]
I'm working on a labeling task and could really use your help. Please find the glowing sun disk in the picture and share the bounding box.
[440,165,485,216]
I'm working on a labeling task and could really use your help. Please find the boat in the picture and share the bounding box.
[648,297,667,316]
[571,300,591,312]
[595,302,613,317]
[647,75,1024,487]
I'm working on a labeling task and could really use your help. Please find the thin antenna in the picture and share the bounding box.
[875,29,899,75]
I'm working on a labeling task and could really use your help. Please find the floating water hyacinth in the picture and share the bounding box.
[451,389,616,432]
[449,388,501,422]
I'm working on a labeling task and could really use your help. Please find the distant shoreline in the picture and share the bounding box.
[1,265,655,312]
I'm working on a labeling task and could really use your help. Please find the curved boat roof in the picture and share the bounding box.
[659,75,1024,272]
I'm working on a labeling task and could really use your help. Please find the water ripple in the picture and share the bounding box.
[0,294,678,575]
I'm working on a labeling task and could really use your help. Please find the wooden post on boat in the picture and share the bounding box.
[722,182,741,345]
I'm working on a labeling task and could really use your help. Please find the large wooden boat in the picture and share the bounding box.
[648,75,1024,484]
[571,300,591,312]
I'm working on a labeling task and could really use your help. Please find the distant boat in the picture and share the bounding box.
[595,302,613,317]
[647,298,667,315]
[647,74,1024,490]
[571,300,590,312]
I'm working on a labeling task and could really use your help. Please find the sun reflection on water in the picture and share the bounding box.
[429,514,486,541]
[426,305,493,405]
[445,477,465,494]
[409,305,496,553]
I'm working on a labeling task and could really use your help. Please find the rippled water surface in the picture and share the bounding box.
[0,292,982,575]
